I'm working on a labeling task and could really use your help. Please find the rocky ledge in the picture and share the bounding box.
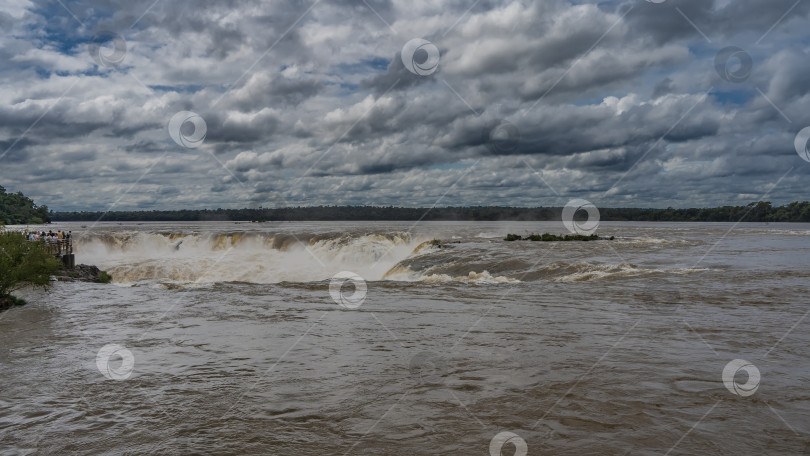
[54,264,112,283]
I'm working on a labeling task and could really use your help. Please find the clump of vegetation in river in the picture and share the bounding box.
[96,271,113,284]
[426,239,461,249]
[505,233,614,242]
[0,231,62,311]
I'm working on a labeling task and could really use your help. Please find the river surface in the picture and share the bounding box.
[1,221,809,455]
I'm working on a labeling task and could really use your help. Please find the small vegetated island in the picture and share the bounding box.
[504,233,614,241]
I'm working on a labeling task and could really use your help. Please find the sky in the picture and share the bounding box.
[1,0,809,211]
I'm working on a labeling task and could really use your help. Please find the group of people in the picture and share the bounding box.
[26,230,71,242]
[24,230,73,254]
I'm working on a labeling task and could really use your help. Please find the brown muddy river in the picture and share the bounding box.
[1,221,809,455]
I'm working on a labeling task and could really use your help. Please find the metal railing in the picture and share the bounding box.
[4,231,74,256]
[45,238,73,256]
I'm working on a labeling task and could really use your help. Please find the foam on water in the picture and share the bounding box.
[73,228,714,285]
[76,231,424,284]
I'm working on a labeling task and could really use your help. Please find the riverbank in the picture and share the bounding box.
[1,265,111,313]
[50,201,810,223]
[0,295,27,312]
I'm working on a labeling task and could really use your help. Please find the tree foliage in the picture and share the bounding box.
[50,201,810,223]
[0,186,51,224]
[0,232,61,298]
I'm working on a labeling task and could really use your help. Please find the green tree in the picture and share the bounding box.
[0,186,51,224]
[0,232,61,307]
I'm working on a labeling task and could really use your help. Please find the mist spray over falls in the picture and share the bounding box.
[75,231,427,284]
[71,226,709,285]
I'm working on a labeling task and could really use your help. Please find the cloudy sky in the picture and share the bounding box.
[1,0,809,211]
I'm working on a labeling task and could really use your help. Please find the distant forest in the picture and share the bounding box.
[0,186,51,225]
[51,201,810,223]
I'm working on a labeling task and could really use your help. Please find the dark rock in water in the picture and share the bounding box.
[504,233,614,242]
[54,264,112,283]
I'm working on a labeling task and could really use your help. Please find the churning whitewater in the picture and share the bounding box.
[72,222,707,285]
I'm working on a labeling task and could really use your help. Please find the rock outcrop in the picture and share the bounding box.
[54,264,112,283]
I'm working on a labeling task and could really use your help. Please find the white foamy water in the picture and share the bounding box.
[77,229,425,284]
[2,221,809,455]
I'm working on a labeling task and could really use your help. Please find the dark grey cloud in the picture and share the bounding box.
[627,0,810,44]
[0,0,808,211]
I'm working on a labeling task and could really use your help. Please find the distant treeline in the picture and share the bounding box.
[0,186,51,225]
[50,201,810,223]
